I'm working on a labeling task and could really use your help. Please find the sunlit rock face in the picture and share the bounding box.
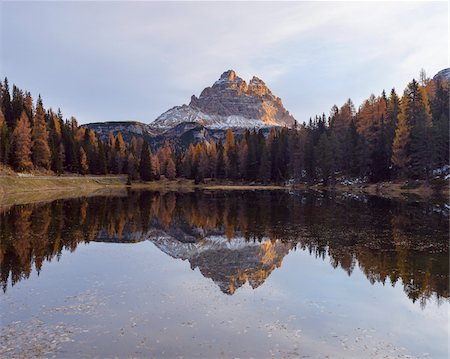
[151,70,295,131]
[151,236,294,295]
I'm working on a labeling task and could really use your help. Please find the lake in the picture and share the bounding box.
[0,190,448,358]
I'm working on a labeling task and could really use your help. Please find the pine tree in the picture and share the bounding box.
[429,78,449,168]
[32,96,51,169]
[258,142,271,183]
[126,153,138,180]
[97,141,108,175]
[315,133,336,185]
[0,110,10,165]
[399,80,432,178]
[386,89,400,143]
[140,142,152,181]
[12,111,32,171]
[1,78,14,129]
[216,143,225,179]
[11,85,25,127]
[369,114,390,182]
[237,139,248,179]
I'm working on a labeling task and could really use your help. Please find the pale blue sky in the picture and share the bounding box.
[1,1,448,124]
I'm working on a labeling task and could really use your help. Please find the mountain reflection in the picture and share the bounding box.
[0,190,448,306]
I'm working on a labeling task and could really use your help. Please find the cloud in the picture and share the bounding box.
[1,1,447,124]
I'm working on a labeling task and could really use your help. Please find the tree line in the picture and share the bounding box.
[0,70,448,183]
[177,71,448,184]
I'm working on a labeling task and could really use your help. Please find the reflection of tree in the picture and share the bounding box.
[0,191,448,305]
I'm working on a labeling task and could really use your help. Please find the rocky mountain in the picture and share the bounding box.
[433,68,450,82]
[84,70,295,147]
[84,121,157,144]
[152,70,295,131]
[151,235,294,295]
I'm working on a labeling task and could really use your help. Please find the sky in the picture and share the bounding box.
[1,1,448,125]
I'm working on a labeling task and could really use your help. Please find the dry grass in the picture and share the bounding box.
[0,174,446,207]
[0,175,128,207]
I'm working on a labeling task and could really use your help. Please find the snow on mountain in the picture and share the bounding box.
[150,70,296,131]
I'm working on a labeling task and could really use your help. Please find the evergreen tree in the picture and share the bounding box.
[1,78,14,129]
[140,142,152,181]
[11,85,25,126]
[429,79,449,168]
[0,110,10,165]
[386,88,400,160]
[258,142,271,183]
[97,141,108,175]
[401,80,432,178]
[126,153,138,180]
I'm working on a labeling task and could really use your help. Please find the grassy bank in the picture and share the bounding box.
[0,174,447,207]
[0,175,129,207]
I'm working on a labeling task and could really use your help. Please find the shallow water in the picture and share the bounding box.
[0,190,448,358]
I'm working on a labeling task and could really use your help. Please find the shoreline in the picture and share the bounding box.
[0,174,447,207]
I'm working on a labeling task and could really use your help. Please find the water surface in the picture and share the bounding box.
[0,190,448,358]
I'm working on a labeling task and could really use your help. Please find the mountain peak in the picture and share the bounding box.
[219,69,237,82]
[249,76,265,85]
[151,70,295,131]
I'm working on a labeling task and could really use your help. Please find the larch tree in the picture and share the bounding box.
[166,156,176,180]
[151,154,160,180]
[224,128,237,178]
[208,140,218,179]
[32,96,51,169]
[79,147,89,175]
[24,92,33,123]
[12,111,33,171]
[386,89,401,160]
[114,132,126,173]
[391,112,411,177]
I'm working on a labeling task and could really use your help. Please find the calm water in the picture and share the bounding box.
[0,190,448,358]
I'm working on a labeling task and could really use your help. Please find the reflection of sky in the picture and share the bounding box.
[1,241,447,358]
[1,2,448,125]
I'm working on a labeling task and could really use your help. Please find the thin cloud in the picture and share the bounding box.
[1,1,447,124]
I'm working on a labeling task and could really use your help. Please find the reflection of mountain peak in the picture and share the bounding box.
[151,236,294,295]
